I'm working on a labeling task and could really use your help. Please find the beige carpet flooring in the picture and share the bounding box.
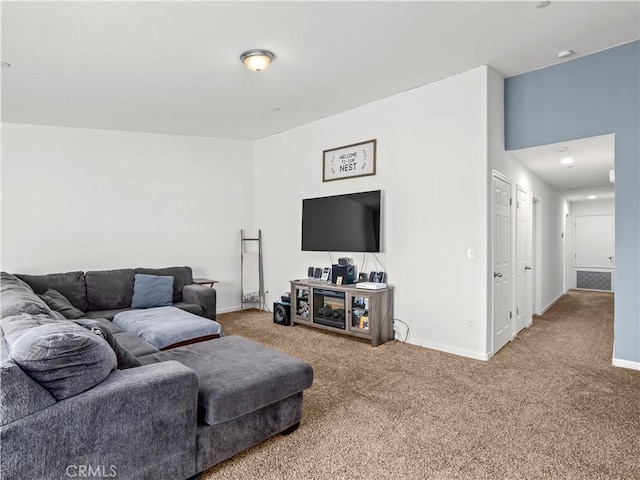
[202,291,639,480]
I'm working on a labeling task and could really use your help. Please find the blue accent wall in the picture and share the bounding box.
[505,41,640,364]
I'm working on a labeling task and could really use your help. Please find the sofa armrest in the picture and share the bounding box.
[182,284,217,321]
[0,361,199,480]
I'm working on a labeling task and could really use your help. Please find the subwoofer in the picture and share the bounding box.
[273,302,291,326]
[331,264,358,285]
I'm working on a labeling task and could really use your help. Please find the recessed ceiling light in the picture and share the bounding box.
[536,1,551,8]
[554,146,568,153]
[588,195,597,200]
[1,62,11,69]
[557,50,574,59]
[560,157,574,165]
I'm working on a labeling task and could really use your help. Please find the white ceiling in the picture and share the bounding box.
[508,134,615,202]
[1,1,639,140]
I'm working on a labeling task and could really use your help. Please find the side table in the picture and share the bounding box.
[193,278,218,288]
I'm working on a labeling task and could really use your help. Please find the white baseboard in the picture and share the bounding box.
[541,291,565,315]
[407,336,490,361]
[612,358,640,371]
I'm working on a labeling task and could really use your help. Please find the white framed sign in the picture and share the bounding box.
[323,139,376,182]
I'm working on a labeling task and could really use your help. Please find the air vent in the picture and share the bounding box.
[576,271,612,291]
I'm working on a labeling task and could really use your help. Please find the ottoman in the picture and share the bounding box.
[113,306,223,350]
[138,336,314,473]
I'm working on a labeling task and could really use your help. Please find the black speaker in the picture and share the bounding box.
[331,264,358,285]
[369,271,386,283]
[273,302,290,326]
[307,267,315,278]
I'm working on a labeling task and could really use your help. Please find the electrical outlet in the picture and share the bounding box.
[468,320,474,330]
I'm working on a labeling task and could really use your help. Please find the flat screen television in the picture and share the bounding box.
[302,190,381,252]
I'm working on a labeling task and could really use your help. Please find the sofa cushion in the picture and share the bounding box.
[138,336,313,426]
[113,331,160,357]
[84,303,202,321]
[86,318,125,334]
[1,313,65,348]
[0,272,53,320]
[136,266,193,303]
[131,274,174,309]
[50,310,67,321]
[1,271,32,291]
[73,319,141,369]
[10,322,117,400]
[0,329,57,426]
[15,271,89,312]
[172,302,203,317]
[85,269,135,311]
[84,307,134,321]
[38,289,86,319]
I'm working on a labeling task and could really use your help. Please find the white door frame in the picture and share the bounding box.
[515,185,531,333]
[532,196,542,315]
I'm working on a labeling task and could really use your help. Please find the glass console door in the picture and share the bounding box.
[294,287,310,320]
[349,295,370,334]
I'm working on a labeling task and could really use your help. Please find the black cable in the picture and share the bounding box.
[393,318,409,342]
[373,253,387,274]
[378,291,395,341]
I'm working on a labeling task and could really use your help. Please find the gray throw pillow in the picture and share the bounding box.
[38,289,86,319]
[73,319,141,369]
[0,272,53,319]
[10,323,117,400]
[131,274,174,309]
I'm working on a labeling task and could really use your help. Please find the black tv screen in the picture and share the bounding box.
[302,190,381,252]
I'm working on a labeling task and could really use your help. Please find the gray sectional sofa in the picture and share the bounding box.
[0,268,314,480]
[15,266,217,322]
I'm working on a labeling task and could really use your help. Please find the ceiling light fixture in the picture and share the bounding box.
[588,195,597,200]
[240,49,275,72]
[556,50,574,59]
[560,157,574,165]
[536,1,551,8]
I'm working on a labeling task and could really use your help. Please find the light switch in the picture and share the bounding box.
[467,248,475,259]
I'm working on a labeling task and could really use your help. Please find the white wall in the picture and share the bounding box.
[487,67,568,339]
[1,123,253,312]
[253,66,490,359]
[566,199,615,289]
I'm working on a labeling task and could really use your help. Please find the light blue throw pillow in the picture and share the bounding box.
[131,274,174,309]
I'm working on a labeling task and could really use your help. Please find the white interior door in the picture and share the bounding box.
[574,215,614,268]
[515,186,530,333]
[492,174,512,354]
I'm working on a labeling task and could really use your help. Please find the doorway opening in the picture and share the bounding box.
[506,133,615,338]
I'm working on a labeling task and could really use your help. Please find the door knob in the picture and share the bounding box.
[494,272,503,278]
[525,265,532,270]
